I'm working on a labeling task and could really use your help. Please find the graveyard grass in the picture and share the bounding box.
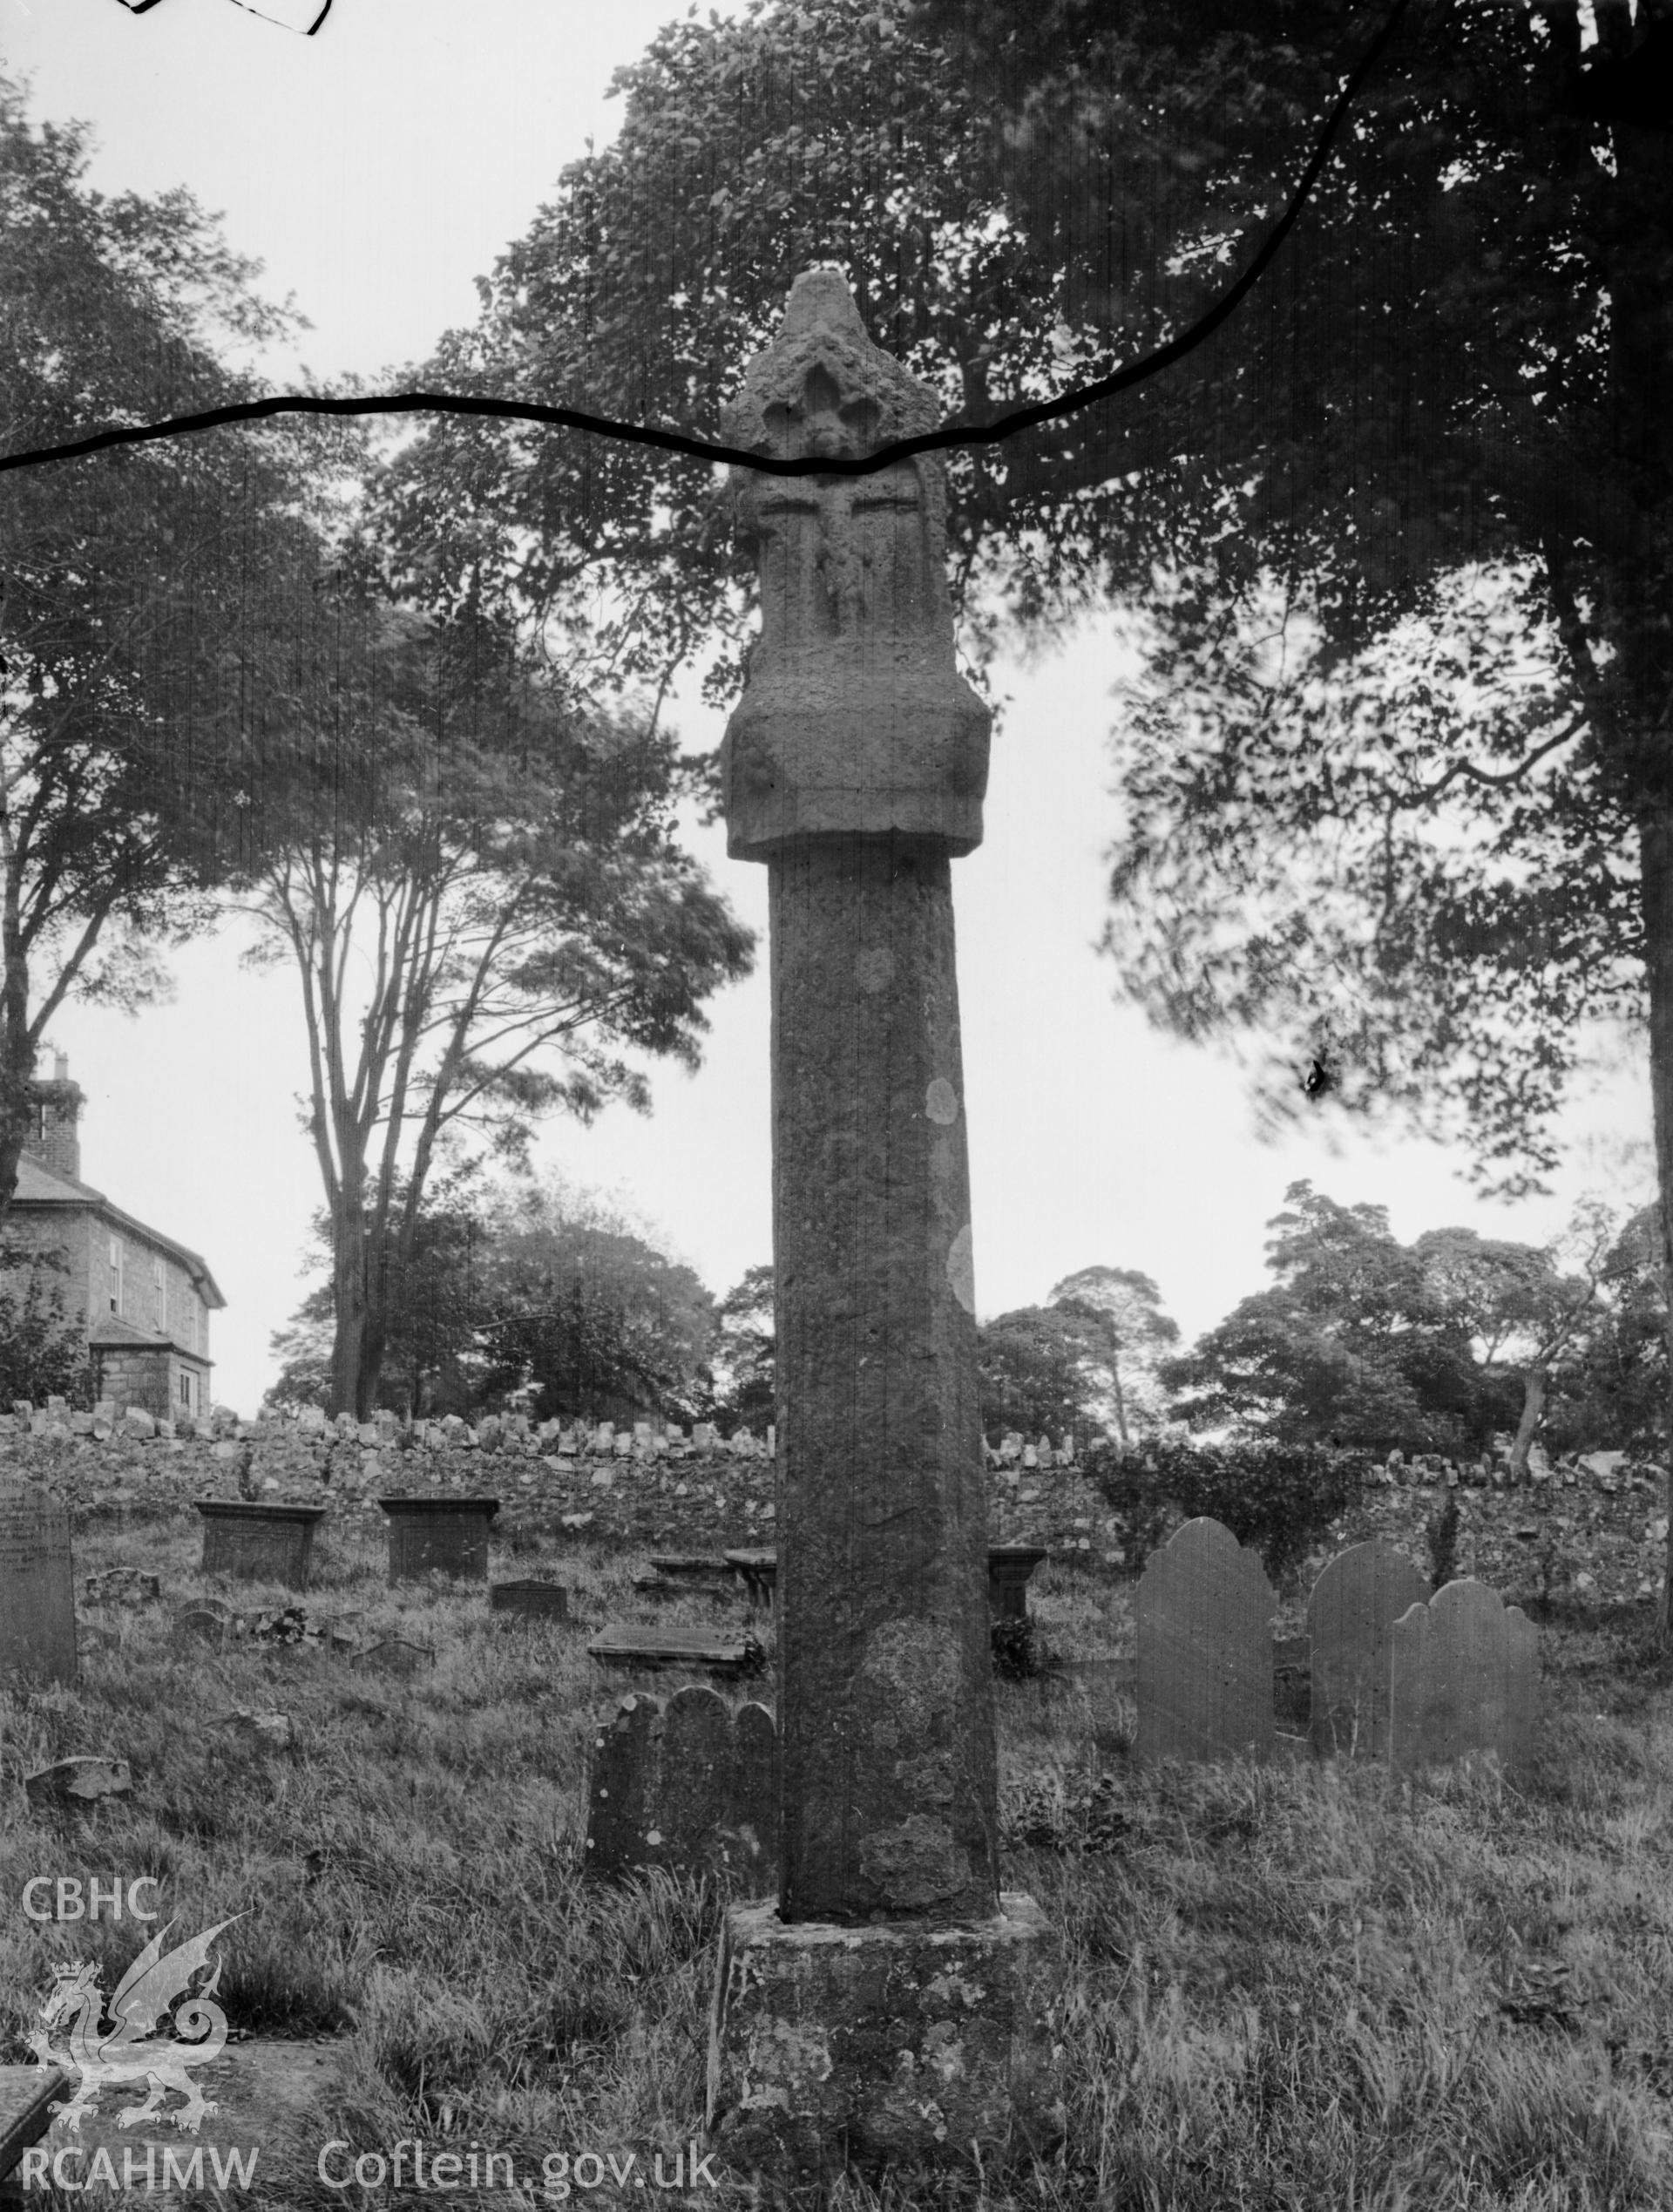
[3,1517,1671,2211]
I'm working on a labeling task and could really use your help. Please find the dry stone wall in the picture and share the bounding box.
[0,1402,1662,1613]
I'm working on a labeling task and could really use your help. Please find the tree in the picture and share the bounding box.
[1543,1203,1669,1454]
[268,1173,489,1420]
[708,1263,776,1432]
[0,1240,91,1407]
[238,581,753,1420]
[1412,1213,1612,1476]
[469,1181,715,1426]
[900,0,1673,1622]
[372,0,1673,1623]
[0,71,323,1210]
[1162,1181,1505,1455]
[977,1300,1114,1445]
[1047,1265,1179,1446]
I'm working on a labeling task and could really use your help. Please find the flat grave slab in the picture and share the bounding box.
[588,1624,765,1681]
[0,2066,64,2206]
[15,2039,346,2202]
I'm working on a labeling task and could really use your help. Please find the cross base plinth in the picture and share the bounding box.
[705,1894,1058,2191]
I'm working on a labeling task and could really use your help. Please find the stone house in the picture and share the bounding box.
[5,1055,224,1418]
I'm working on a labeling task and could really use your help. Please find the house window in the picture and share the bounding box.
[107,1237,122,1315]
[179,1369,197,1415]
[152,1255,166,1332]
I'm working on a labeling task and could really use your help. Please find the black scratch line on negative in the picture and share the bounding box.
[113,0,334,27]
[24,0,1404,481]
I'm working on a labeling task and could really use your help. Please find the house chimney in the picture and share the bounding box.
[24,1054,83,1182]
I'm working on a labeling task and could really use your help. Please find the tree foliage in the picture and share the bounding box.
[1159,1179,1621,1463]
[1047,1264,1179,1442]
[977,1300,1114,1443]
[240,578,753,1420]
[0,1242,91,1408]
[0,71,322,1210]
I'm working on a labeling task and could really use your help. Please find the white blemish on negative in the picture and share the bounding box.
[925,1077,958,1124]
[945,1225,975,1313]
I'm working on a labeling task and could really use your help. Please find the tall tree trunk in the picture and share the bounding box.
[1507,1364,1547,1485]
[329,1187,369,1421]
[1641,806,1673,1642]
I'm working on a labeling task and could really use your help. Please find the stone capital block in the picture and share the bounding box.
[719,268,991,858]
[705,1892,1057,2188]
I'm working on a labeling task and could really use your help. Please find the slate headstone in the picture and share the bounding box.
[586,1693,662,1879]
[1135,1517,1274,1765]
[660,1684,737,1870]
[1308,1539,1431,1761]
[0,1478,75,1686]
[1388,1578,1540,1777]
[734,1700,778,1867]
[490,1579,569,1624]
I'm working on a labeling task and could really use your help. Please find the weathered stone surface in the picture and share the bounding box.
[718,270,990,859]
[0,1477,75,1686]
[1388,1578,1540,1776]
[735,1700,778,1865]
[585,1690,778,1886]
[586,1694,661,1881]
[587,1625,766,1680]
[661,1685,739,1868]
[706,1892,1057,2183]
[489,1578,568,1623]
[194,1500,326,1591]
[0,2065,66,2197]
[1135,1517,1274,1765]
[1308,1538,1431,1761]
[378,1496,498,1582]
[24,1758,131,1810]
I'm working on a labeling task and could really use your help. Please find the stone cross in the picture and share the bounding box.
[719,268,996,1924]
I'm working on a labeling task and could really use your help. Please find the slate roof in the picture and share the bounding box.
[10,1151,226,1308]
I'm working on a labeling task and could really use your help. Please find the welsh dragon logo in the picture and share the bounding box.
[28,1917,243,2135]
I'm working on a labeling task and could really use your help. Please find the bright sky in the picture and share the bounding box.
[2,0,1652,1415]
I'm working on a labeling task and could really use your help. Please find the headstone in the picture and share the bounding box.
[24,1757,131,1810]
[585,1689,778,1884]
[660,1685,738,1869]
[490,1579,569,1624]
[1135,1517,1274,1765]
[194,1501,327,1591]
[378,1496,498,1582]
[735,1700,778,1863]
[586,1694,661,1880]
[174,1605,230,1645]
[1307,1539,1431,1761]
[0,1478,75,1686]
[1388,1579,1539,1777]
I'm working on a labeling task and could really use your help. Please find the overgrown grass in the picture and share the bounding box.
[3,1525,1670,2208]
